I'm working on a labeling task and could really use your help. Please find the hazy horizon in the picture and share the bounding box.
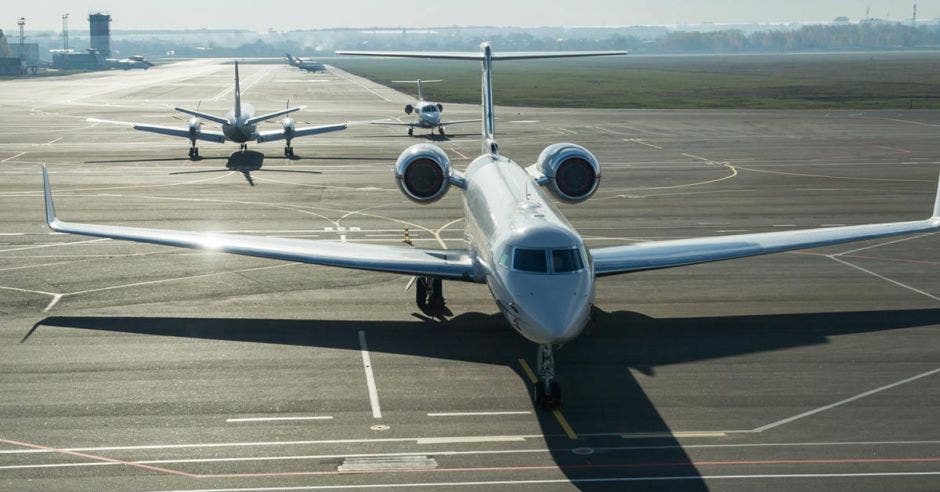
[6,0,937,32]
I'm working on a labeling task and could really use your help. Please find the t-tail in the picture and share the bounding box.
[336,44,627,156]
[234,61,242,119]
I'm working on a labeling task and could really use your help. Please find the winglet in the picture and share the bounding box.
[933,172,940,219]
[41,165,59,230]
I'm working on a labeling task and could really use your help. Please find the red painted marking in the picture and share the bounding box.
[0,438,196,478]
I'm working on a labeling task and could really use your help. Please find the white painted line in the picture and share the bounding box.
[416,435,526,445]
[752,367,940,432]
[829,256,940,302]
[340,234,347,243]
[1,152,26,162]
[835,232,936,256]
[621,431,727,439]
[358,330,382,419]
[43,294,62,312]
[226,416,333,423]
[0,233,25,236]
[45,137,63,145]
[450,148,469,159]
[771,224,796,227]
[147,472,940,491]
[427,411,531,417]
[0,238,109,254]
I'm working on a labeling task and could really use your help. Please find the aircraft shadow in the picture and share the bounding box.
[28,308,940,490]
[84,157,229,164]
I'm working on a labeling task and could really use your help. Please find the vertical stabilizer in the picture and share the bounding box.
[480,43,497,155]
[234,61,242,119]
[416,79,424,101]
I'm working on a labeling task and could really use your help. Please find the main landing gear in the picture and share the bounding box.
[534,344,562,410]
[407,127,414,136]
[239,143,248,151]
[415,276,445,315]
[438,127,446,136]
[284,146,295,157]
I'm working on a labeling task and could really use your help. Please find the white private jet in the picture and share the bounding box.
[372,79,478,136]
[43,43,940,409]
[89,61,349,159]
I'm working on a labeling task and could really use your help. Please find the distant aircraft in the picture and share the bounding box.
[285,53,325,73]
[106,55,154,70]
[373,79,478,136]
[89,61,348,158]
[41,43,940,410]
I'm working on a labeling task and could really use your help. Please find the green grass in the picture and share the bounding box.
[329,51,940,109]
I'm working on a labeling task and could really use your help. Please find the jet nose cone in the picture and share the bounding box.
[509,277,594,344]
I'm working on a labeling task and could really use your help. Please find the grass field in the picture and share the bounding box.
[329,51,940,109]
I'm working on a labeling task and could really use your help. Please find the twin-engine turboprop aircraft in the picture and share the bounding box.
[43,43,940,409]
[372,79,479,136]
[285,53,325,73]
[89,61,348,158]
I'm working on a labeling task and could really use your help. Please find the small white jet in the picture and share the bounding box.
[373,79,478,136]
[285,53,325,73]
[106,55,154,70]
[89,61,348,158]
[43,43,940,409]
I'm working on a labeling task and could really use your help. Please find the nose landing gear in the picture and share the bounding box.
[534,344,561,410]
[188,140,199,159]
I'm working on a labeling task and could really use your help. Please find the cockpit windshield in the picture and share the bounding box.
[552,248,584,273]
[510,247,584,274]
[513,248,548,273]
[422,105,438,113]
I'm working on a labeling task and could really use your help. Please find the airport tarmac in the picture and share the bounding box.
[0,58,938,491]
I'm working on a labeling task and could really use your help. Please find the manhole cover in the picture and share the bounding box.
[370,424,390,431]
[572,447,594,455]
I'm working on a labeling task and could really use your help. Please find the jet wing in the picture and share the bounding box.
[591,176,940,277]
[41,166,477,281]
[439,119,482,126]
[256,123,348,143]
[87,118,226,143]
[370,121,415,127]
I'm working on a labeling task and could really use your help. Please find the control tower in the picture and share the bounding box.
[88,12,111,57]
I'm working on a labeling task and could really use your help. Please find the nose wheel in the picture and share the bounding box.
[284,146,295,157]
[239,143,248,151]
[188,144,199,159]
[534,344,561,410]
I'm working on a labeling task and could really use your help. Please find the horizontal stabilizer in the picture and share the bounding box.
[174,107,228,125]
[245,106,305,126]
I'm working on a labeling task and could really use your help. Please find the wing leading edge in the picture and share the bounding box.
[41,166,478,282]
[591,175,940,277]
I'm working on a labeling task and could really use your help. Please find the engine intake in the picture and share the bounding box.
[536,143,601,203]
[395,144,452,203]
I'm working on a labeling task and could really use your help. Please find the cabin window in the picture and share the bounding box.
[551,248,584,273]
[513,248,548,273]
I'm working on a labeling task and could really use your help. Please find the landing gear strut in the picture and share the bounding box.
[239,143,248,151]
[407,127,414,136]
[534,344,561,410]
[415,276,445,315]
[439,127,446,136]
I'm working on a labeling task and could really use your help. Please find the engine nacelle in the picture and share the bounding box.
[404,104,414,115]
[536,143,601,203]
[282,117,295,134]
[395,143,452,203]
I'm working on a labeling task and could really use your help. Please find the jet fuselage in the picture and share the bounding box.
[463,154,594,345]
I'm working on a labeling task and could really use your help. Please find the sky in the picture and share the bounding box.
[8,0,937,32]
